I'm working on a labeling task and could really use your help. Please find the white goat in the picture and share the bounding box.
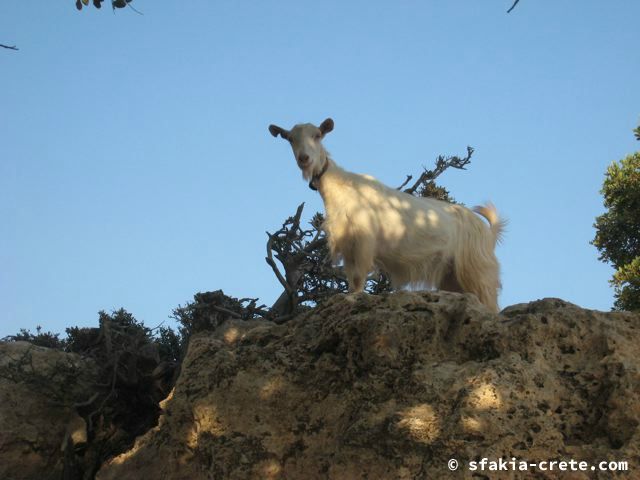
[268,118,505,312]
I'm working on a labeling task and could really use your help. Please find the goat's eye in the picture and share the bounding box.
[314,133,321,140]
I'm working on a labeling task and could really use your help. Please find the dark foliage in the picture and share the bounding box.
[157,325,182,364]
[592,126,640,311]
[3,309,178,479]
[172,290,268,345]
[7,325,66,350]
[74,0,133,10]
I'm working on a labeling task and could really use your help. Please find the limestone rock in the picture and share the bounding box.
[96,292,640,479]
[0,341,98,480]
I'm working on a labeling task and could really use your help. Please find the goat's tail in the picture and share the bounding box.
[473,203,506,246]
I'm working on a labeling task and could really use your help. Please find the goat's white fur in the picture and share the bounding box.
[269,118,505,312]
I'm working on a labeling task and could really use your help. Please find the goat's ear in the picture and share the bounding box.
[269,124,290,140]
[319,118,334,136]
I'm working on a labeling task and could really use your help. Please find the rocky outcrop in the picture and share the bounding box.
[0,341,98,480]
[95,292,640,479]
[0,324,174,480]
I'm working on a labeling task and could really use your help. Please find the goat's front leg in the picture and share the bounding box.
[346,267,366,293]
[343,241,373,293]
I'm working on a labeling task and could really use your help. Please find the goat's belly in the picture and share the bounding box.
[377,224,451,252]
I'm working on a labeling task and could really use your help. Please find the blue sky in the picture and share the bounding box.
[2,1,639,338]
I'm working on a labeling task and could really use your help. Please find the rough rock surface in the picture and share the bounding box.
[0,341,98,480]
[93,291,640,479]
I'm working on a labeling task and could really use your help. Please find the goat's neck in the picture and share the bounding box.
[315,158,349,208]
[308,154,331,191]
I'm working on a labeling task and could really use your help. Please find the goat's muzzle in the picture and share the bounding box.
[297,153,310,167]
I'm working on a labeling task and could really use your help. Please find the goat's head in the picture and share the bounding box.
[269,118,334,181]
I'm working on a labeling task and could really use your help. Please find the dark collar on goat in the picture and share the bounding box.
[308,157,330,191]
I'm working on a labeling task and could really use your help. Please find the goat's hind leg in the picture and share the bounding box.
[439,263,464,294]
[453,263,500,313]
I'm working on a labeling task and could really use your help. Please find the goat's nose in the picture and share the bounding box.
[298,153,310,165]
